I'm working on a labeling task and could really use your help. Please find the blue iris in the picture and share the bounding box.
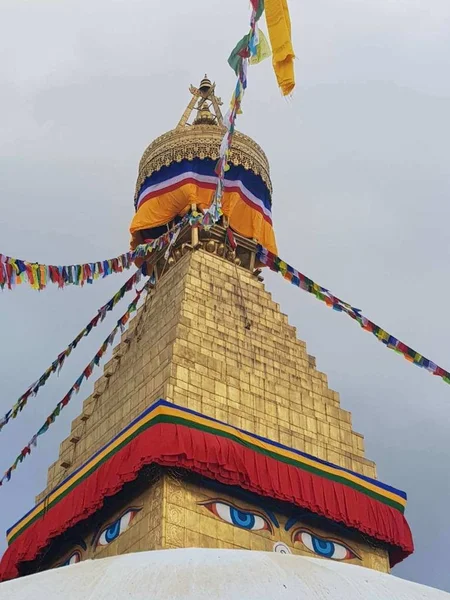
[230,507,255,529]
[104,520,121,543]
[311,535,335,558]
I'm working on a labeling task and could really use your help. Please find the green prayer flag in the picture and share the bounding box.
[228,33,251,75]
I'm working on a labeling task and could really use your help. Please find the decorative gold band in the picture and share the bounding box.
[135,125,272,198]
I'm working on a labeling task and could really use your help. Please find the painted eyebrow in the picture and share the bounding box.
[285,516,301,532]
[285,509,325,532]
[61,537,87,551]
[263,508,280,528]
[284,514,313,532]
[78,538,87,551]
[285,517,353,540]
[284,517,354,546]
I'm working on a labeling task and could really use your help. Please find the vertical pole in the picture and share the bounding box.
[249,239,257,272]
[191,203,199,247]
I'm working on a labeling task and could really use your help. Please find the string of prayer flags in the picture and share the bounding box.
[210,0,265,222]
[257,246,450,385]
[0,252,133,291]
[251,0,265,21]
[0,222,182,291]
[0,270,143,434]
[132,221,187,258]
[2,212,194,291]
[228,0,265,75]
[132,214,193,267]
[0,279,152,488]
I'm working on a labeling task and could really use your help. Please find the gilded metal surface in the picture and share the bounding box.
[135,77,272,198]
[177,77,223,129]
[135,126,272,197]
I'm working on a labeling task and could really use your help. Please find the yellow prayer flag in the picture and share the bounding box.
[31,264,40,290]
[265,0,295,96]
[278,260,288,275]
[250,29,272,65]
[377,329,389,342]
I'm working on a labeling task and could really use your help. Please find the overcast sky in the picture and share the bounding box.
[1,0,450,592]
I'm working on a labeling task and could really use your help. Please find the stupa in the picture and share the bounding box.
[0,77,418,590]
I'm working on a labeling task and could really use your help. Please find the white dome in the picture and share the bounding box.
[1,549,448,600]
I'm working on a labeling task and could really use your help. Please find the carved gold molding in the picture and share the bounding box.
[135,124,272,198]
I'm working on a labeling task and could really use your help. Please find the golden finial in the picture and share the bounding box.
[199,75,212,94]
[177,75,224,129]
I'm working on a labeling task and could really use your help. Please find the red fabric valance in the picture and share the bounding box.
[0,421,413,581]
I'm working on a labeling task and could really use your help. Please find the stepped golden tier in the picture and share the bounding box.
[0,77,413,583]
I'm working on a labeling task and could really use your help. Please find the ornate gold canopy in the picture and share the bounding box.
[135,76,272,197]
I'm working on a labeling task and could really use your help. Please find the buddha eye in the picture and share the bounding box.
[293,529,359,561]
[95,508,141,548]
[200,499,272,532]
[58,550,82,567]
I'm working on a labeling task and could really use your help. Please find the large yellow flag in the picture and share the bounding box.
[265,0,295,95]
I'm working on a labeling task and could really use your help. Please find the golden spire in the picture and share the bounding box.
[176,75,223,129]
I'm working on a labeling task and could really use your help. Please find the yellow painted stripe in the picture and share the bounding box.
[8,406,165,542]
[167,407,406,507]
[7,404,405,543]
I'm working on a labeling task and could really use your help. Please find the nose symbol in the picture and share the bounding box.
[273,542,292,554]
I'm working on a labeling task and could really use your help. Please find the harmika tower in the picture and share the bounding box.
[0,77,413,581]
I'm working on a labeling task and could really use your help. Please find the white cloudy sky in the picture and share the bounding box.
[1,0,450,592]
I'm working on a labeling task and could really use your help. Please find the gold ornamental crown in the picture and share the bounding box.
[135,76,272,197]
